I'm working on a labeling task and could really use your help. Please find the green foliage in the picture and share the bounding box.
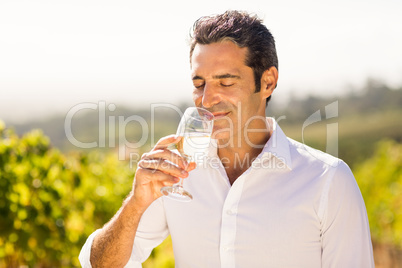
[354,140,402,247]
[143,236,174,268]
[0,123,134,267]
[2,99,402,266]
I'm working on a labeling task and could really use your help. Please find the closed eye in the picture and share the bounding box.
[218,75,239,88]
[194,83,205,89]
[221,83,234,87]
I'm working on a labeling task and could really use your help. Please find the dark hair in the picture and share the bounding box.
[189,10,278,105]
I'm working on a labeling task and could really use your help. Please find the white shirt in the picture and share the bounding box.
[79,118,374,268]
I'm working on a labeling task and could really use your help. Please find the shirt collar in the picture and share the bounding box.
[256,117,292,170]
[207,117,292,170]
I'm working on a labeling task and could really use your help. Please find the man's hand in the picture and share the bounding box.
[90,135,196,268]
[131,135,196,212]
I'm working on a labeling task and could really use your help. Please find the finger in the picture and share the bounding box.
[142,149,188,170]
[136,168,180,186]
[154,135,181,149]
[186,162,197,172]
[138,159,189,178]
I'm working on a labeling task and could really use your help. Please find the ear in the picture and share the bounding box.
[260,66,278,99]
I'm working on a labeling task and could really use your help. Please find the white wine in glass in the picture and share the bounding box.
[160,107,214,202]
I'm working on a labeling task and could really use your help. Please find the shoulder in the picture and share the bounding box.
[286,137,356,191]
[287,137,343,170]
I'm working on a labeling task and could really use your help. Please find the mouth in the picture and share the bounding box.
[212,112,230,119]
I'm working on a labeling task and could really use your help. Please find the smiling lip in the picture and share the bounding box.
[212,112,230,119]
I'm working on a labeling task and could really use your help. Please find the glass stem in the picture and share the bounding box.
[178,178,184,188]
[178,156,191,188]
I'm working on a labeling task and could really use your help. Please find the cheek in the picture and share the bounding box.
[245,91,262,108]
[237,94,262,119]
[192,90,203,105]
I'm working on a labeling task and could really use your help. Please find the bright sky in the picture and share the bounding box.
[1,0,401,123]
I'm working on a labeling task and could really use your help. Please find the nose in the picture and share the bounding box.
[201,84,221,109]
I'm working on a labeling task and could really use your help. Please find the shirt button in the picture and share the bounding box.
[226,209,236,215]
[222,246,229,252]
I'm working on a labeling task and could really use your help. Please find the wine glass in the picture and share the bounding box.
[160,107,214,202]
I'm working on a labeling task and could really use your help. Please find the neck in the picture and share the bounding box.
[217,118,272,184]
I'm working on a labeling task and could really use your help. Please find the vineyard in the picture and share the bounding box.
[1,81,402,267]
[1,122,402,267]
[0,124,133,267]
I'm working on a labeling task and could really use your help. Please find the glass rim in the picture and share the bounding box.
[183,107,215,121]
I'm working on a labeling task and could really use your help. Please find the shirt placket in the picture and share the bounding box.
[219,175,245,268]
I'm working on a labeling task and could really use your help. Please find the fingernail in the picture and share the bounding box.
[181,170,188,176]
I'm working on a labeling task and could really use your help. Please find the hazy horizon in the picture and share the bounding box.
[1,0,401,124]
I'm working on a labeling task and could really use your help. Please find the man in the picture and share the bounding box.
[80,10,374,267]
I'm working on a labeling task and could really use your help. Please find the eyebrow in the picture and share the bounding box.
[192,73,241,80]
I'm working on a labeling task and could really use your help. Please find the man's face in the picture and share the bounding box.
[190,41,268,144]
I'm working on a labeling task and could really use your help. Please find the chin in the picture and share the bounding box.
[211,129,231,141]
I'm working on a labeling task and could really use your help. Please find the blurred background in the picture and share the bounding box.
[1,0,401,267]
